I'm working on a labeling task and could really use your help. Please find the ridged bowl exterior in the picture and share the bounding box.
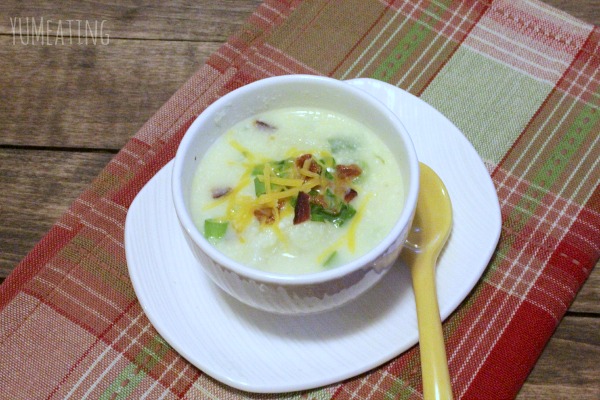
[172,75,419,314]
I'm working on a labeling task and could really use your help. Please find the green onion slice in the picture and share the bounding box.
[204,218,228,239]
[323,251,338,267]
[254,177,266,196]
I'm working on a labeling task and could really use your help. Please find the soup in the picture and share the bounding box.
[190,107,404,274]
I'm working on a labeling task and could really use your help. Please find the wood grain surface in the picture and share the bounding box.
[0,1,598,398]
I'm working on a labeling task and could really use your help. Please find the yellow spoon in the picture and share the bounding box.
[403,162,454,400]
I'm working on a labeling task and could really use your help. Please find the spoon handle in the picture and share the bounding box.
[410,256,454,400]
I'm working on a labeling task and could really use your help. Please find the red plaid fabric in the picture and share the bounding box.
[1,1,598,398]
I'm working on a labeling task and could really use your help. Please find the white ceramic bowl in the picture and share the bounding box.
[172,75,419,314]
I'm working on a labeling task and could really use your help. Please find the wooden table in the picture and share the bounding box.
[1,1,598,398]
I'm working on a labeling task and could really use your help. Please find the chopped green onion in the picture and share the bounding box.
[319,156,337,168]
[309,204,325,222]
[251,164,264,176]
[252,159,294,177]
[323,251,338,267]
[334,203,356,227]
[328,137,357,153]
[310,203,356,227]
[254,177,266,196]
[204,218,228,240]
[317,156,337,180]
[324,188,340,210]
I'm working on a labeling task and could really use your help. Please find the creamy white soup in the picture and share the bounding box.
[190,107,404,274]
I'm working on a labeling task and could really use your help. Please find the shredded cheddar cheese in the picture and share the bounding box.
[204,144,364,265]
[257,176,304,187]
[346,193,371,252]
[226,195,256,234]
[316,236,346,264]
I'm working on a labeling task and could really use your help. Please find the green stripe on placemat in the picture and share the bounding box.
[371,0,451,83]
[100,335,169,399]
[533,102,599,190]
[421,48,552,163]
[99,364,146,400]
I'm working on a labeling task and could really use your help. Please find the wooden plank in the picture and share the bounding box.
[570,263,600,314]
[0,0,596,42]
[0,0,262,41]
[540,0,600,25]
[0,36,220,149]
[0,149,114,277]
[517,315,600,399]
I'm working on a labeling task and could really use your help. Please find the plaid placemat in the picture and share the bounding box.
[1,0,598,398]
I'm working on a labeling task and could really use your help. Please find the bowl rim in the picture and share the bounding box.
[172,74,419,286]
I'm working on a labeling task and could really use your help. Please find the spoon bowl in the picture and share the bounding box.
[402,162,453,400]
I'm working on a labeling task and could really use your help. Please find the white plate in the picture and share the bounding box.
[125,78,501,393]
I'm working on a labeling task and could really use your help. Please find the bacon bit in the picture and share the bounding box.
[295,154,312,169]
[293,191,311,224]
[311,194,328,209]
[254,207,276,225]
[344,188,358,203]
[211,187,231,199]
[295,154,321,175]
[254,119,277,131]
[253,200,286,226]
[308,160,321,174]
[336,164,362,181]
